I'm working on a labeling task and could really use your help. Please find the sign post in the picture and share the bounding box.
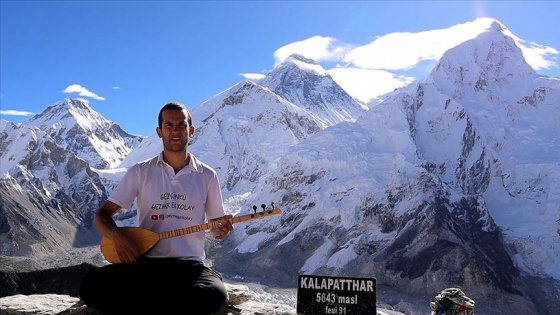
[297,275,377,315]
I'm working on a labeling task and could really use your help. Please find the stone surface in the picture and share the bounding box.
[224,283,252,305]
[0,294,98,315]
[0,263,98,298]
[0,293,296,315]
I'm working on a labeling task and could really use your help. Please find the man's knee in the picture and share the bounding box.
[192,282,228,313]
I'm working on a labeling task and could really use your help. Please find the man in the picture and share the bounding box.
[79,102,234,314]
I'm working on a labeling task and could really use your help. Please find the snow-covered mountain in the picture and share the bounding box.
[0,121,105,257]
[0,99,144,257]
[27,98,144,169]
[207,20,559,315]
[427,20,560,280]
[258,53,368,127]
[1,18,559,314]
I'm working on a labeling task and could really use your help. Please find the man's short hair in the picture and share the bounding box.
[158,102,192,128]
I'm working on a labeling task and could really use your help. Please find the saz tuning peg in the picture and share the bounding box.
[250,202,277,217]
[251,205,258,217]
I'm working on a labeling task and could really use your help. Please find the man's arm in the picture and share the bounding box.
[95,200,141,263]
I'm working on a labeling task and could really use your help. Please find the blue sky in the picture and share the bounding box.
[1,1,559,136]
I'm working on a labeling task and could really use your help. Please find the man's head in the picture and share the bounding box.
[156,102,195,153]
[158,102,192,128]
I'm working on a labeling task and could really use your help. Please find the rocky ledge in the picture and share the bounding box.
[0,283,296,315]
[0,257,405,315]
[0,258,296,315]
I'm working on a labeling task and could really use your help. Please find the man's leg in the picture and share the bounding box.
[161,260,228,314]
[79,263,141,314]
[79,260,170,314]
[190,265,228,314]
[82,259,228,314]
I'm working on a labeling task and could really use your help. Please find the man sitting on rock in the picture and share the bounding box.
[79,102,234,314]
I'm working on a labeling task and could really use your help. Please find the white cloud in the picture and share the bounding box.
[0,110,35,116]
[61,84,105,100]
[328,67,415,103]
[344,18,558,72]
[344,18,497,71]
[271,18,559,104]
[111,86,121,90]
[510,39,559,71]
[240,73,266,81]
[273,36,354,66]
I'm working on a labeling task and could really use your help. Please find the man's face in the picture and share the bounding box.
[156,109,194,152]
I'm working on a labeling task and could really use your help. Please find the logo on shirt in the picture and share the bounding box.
[151,214,165,221]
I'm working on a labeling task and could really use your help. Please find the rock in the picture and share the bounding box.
[0,263,98,298]
[218,302,295,315]
[224,283,252,305]
[0,284,296,315]
[0,294,99,315]
[0,257,294,314]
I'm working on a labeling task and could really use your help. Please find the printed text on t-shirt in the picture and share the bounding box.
[150,193,195,211]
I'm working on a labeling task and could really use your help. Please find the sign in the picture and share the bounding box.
[296,275,376,315]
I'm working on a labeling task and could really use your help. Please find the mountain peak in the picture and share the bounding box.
[59,97,86,106]
[284,53,319,65]
[30,97,97,130]
[487,19,506,32]
[259,54,366,126]
[0,119,13,131]
[24,98,144,169]
[54,97,93,112]
[471,17,507,31]
[427,19,536,98]
[274,53,326,76]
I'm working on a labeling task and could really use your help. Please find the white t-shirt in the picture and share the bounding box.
[108,152,225,261]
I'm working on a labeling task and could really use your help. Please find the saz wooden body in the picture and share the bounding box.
[100,208,281,264]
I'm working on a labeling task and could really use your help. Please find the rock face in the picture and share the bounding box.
[0,263,97,298]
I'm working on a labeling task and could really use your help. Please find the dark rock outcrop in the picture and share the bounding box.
[0,263,97,298]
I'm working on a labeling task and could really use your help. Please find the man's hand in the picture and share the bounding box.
[95,201,140,264]
[210,214,234,240]
[110,228,142,264]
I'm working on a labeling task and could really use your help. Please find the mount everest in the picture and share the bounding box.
[1,18,559,314]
